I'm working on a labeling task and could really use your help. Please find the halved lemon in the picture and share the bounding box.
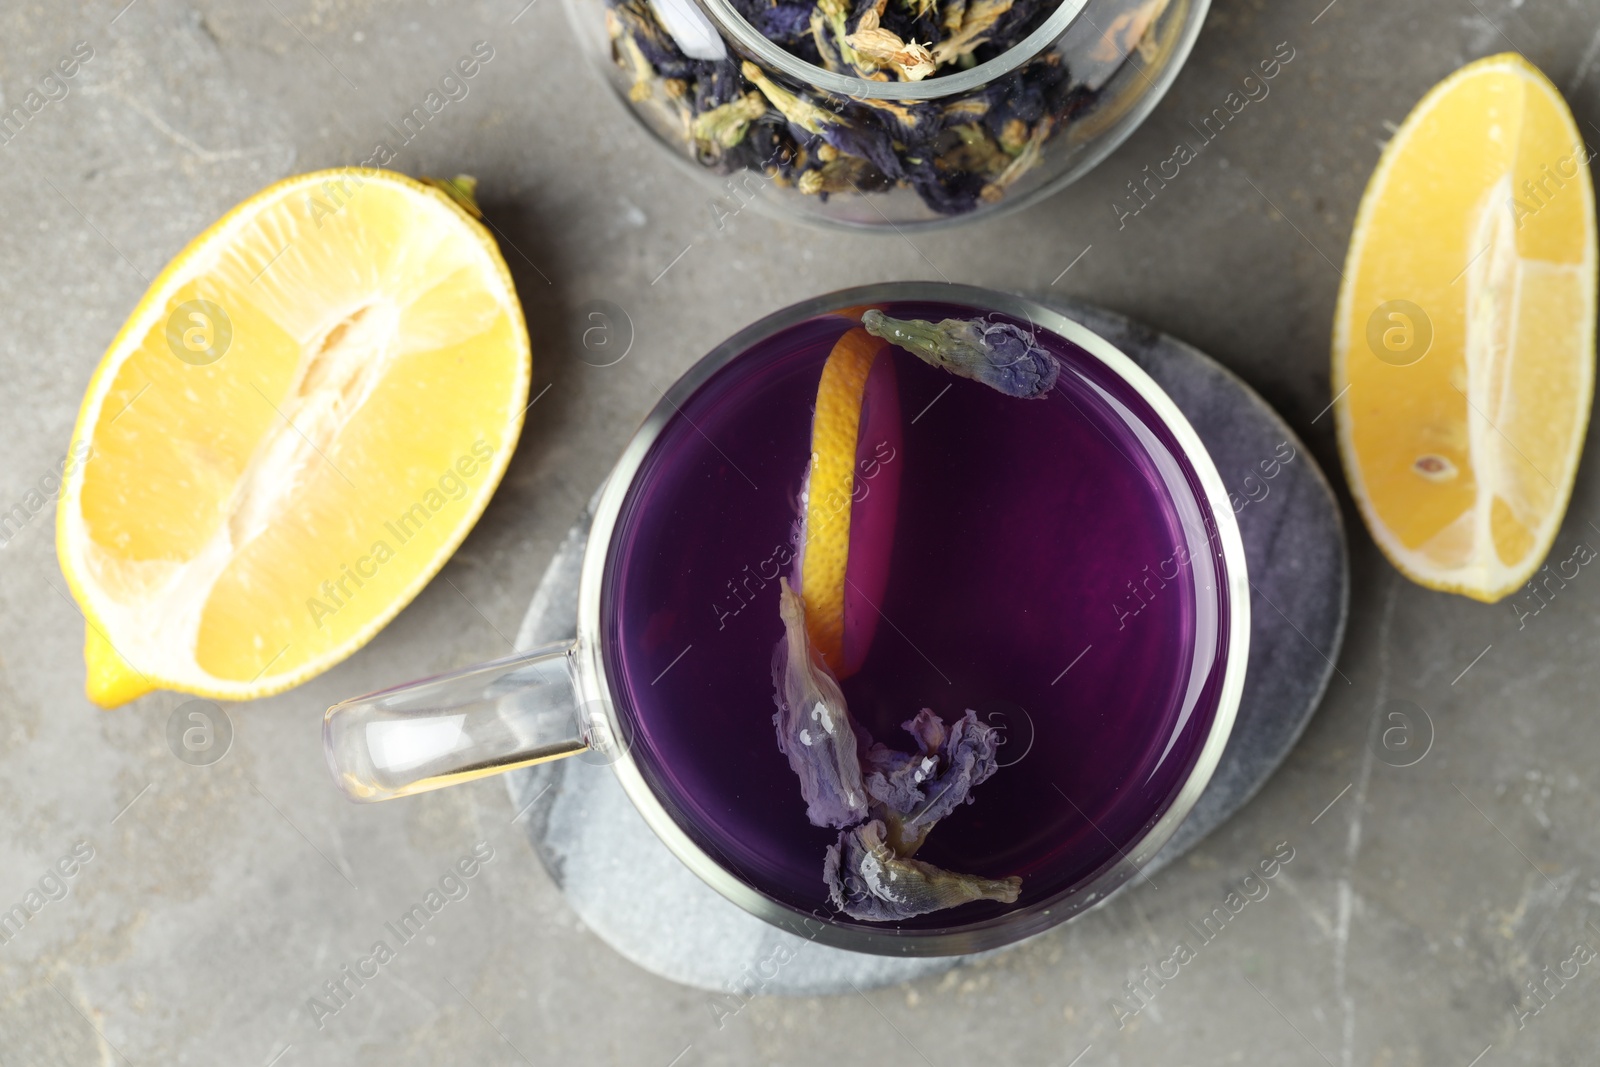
[57,169,530,707]
[1333,54,1597,602]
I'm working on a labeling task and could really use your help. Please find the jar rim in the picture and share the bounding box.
[691,0,1093,101]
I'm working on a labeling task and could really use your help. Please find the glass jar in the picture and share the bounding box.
[565,0,1209,229]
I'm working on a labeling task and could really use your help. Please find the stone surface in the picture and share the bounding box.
[505,298,1349,993]
[3,2,1600,1065]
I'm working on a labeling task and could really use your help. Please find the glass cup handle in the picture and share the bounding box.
[323,641,596,802]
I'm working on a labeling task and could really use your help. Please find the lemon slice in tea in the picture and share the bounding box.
[797,324,901,679]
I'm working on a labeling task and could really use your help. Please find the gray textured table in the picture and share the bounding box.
[3,2,1599,1065]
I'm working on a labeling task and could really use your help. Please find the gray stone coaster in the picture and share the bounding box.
[505,300,1349,994]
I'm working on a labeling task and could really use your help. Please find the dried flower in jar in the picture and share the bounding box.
[600,0,1155,215]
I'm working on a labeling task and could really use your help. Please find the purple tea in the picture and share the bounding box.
[601,299,1232,931]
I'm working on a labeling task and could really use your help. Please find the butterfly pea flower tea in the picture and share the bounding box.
[599,292,1246,938]
[566,0,1210,227]
[325,286,1248,954]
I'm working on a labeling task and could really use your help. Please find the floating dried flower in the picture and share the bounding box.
[772,579,869,829]
[825,819,1022,921]
[862,308,1061,398]
[863,708,1004,854]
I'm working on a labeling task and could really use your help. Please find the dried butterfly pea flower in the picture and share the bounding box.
[725,0,827,62]
[862,309,1061,398]
[929,0,1013,64]
[859,709,947,815]
[772,579,870,828]
[870,0,942,68]
[845,23,938,82]
[769,584,1023,918]
[866,97,943,135]
[816,118,905,180]
[738,64,913,187]
[770,581,1021,918]
[824,819,1022,921]
[845,1,938,80]
[691,91,769,152]
[940,0,968,33]
[710,114,792,175]
[600,0,1119,216]
[941,124,1013,176]
[979,115,1049,202]
[1092,0,1170,64]
[758,1,817,42]
[968,0,1057,64]
[692,56,747,112]
[741,60,838,135]
[865,708,1003,854]
[613,0,701,79]
[942,96,989,122]
[798,155,895,195]
[811,0,865,71]
[611,22,663,102]
[902,155,987,214]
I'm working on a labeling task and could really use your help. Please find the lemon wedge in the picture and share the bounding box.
[1333,54,1597,602]
[57,169,530,706]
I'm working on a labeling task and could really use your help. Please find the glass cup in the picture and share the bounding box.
[564,0,1210,229]
[324,282,1249,955]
